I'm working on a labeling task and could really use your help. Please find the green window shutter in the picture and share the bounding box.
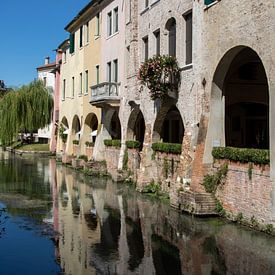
[69,33,75,54]
[205,0,215,5]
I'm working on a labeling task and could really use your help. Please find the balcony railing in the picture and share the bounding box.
[90,82,120,107]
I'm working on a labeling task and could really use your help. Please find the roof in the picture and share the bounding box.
[58,39,70,50]
[65,0,102,32]
[36,62,56,71]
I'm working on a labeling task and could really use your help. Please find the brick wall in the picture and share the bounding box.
[214,160,273,224]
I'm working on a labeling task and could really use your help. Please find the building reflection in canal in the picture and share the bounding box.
[48,159,275,275]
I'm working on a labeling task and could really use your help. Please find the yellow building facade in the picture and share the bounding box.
[57,2,101,156]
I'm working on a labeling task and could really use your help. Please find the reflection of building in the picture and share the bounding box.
[36,57,56,144]
[51,164,275,274]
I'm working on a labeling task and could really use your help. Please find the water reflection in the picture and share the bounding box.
[1,154,275,274]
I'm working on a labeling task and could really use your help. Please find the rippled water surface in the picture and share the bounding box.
[0,152,275,274]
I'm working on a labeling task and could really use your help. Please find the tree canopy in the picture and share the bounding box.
[0,80,54,145]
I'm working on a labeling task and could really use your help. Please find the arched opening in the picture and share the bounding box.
[224,48,269,149]
[110,110,121,140]
[153,105,184,143]
[60,117,69,143]
[84,113,98,143]
[205,46,269,163]
[127,109,145,150]
[166,18,176,57]
[72,115,81,141]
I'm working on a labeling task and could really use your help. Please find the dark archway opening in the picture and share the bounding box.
[160,106,184,143]
[224,48,269,149]
[110,111,121,140]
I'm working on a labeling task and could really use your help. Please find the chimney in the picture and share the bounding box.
[45,56,50,65]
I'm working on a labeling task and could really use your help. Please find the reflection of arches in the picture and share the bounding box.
[72,115,81,140]
[166,17,176,57]
[127,109,145,150]
[205,46,269,162]
[84,113,98,142]
[153,105,184,143]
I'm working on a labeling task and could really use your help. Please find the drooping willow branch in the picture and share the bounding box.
[0,80,54,145]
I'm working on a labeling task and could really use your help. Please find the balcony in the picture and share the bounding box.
[90,82,121,108]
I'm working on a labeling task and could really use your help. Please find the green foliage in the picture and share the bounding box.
[236,212,244,223]
[250,215,260,229]
[265,224,274,234]
[104,139,121,148]
[73,140,79,145]
[138,55,180,100]
[85,141,94,147]
[215,200,226,217]
[248,162,253,180]
[152,142,182,154]
[125,140,141,149]
[78,155,88,162]
[0,80,53,145]
[163,158,169,179]
[58,124,67,143]
[142,181,161,195]
[203,164,228,193]
[123,149,128,170]
[212,147,269,165]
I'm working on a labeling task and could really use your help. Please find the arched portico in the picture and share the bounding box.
[204,46,269,162]
[127,108,145,150]
[83,113,99,144]
[153,104,184,144]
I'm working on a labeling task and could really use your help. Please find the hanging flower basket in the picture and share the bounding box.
[138,55,180,100]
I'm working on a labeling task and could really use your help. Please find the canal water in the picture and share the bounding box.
[0,153,275,274]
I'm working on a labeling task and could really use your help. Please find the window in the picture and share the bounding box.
[205,0,215,5]
[113,59,118,82]
[80,26,83,47]
[43,77,47,86]
[113,7,118,33]
[184,12,192,64]
[63,50,67,63]
[62,79,66,100]
[79,73,82,94]
[86,22,89,43]
[96,13,100,35]
[72,77,75,97]
[85,70,89,94]
[69,33,75,54]
[145,0,149,8]
[96,65,100,84]
[143,36,148,61]
[107,62,112,82]
[154,29,160,56]
[166,18,176,57]
[107,11,112,36]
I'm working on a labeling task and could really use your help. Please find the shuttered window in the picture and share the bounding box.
[205,0,215,5]
[69,33,75,54]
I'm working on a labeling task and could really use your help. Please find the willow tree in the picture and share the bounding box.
[0,80,54,145]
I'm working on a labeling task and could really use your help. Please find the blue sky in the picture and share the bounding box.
[0,0,90,87]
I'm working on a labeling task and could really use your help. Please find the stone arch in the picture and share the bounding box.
[105,109,121,140]
[61,116,69,129]
[127,108,146,150]
[165,17,176,57]
[204,46,269,162]
[153,104,184,143]
[83,113,99,143]
[71,115,81,141]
